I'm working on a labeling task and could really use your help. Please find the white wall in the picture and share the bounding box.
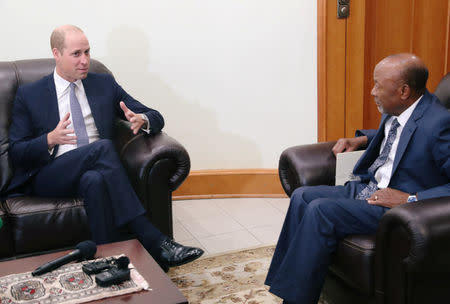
[1,0,317,170]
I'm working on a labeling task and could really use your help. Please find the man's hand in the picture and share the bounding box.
[332,136,368,156]
[120,101,146,134]
[367,188,410,208]
[47,112,76,149]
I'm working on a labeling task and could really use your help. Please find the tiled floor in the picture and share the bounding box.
[172,197,290,257]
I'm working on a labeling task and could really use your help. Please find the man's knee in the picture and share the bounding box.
[287,186,320,219]
[91,139,115,153]
[87,139,120,160]
[291,186,317,206]
[80,170,105,191]
[306,198,341,223]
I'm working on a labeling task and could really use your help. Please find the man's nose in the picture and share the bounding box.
[80,54,89,65]
[371,87,376,96]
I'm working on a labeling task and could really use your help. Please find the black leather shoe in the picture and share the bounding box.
[157,238,204,269]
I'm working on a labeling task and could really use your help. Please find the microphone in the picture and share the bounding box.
[32,240,97,276]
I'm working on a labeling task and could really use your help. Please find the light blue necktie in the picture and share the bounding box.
[356,118,400,200]
[70,83,89,147]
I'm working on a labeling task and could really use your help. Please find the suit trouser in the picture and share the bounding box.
[265,182,388,303]
[32,139,147,244]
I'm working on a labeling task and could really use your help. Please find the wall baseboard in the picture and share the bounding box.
[173,169,287,200]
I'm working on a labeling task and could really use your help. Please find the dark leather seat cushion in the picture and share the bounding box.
[329,234,376,296]
[4,197,90,255]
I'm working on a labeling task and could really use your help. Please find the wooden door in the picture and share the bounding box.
[318,0,450,141]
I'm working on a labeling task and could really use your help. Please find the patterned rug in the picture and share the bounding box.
[168,245,281,304]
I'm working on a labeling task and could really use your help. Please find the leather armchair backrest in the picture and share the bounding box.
[434,72,450,109]
[0,58,112,194]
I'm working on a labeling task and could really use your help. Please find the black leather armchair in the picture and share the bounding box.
[0,59,190,260]
[278,74,450,304]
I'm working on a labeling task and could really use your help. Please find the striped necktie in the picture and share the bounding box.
[356,118,400,200]
[70,83,89,147]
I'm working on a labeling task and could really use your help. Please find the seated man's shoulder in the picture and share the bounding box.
[426,97,450,121]
[17,74,52,95]
[419,102,450,139]
[85,72,114,82]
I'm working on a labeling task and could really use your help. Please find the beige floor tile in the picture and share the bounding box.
[265,197,290,214]
[181,215,244,239]
[173,199,227,221]
[197,230,261,255]
[173,198,292,255]
[248,224,284,246]
[214,198,285,229]
[212,197,268,210]
[173,220,195,242]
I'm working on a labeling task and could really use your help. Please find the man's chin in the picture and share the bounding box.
[376,104,384,114]
[78,72,88,79]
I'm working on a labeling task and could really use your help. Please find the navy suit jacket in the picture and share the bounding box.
[352,91,450,200]
[7,72,164,195]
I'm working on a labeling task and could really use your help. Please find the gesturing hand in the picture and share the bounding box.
[332,136,368,156]
[47,112,76,149]
[367,188,410,208]
[120,101,145,134]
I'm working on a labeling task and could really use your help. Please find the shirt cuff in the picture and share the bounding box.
[140,114,151,134]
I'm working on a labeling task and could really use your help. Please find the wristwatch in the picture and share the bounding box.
[407,195,418,203]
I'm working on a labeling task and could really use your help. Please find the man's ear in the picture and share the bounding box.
[52,48,61,60]
[400,84,411,100]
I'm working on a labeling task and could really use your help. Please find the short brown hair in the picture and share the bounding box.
[50,25,84,53]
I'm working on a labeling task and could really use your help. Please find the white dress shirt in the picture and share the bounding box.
[52,70,150,157]
[53,70,99,157]
[375,95,422,188]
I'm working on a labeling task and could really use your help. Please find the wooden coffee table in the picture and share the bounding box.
[0,239,188,304]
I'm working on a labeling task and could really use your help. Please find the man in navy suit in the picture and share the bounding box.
[265,53,450,303]
[7,25,203,271]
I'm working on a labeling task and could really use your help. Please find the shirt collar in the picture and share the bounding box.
[53,69,83,93]
[392,95,423,126]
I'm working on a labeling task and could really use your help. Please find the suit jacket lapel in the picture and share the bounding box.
[391,92,430,175]
[46,74,60,128]
[392,121,416,175]
[46,75,61,157]
[82,75,105,137]
[369,115,389,152]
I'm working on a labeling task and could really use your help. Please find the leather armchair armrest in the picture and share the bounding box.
[279,141,337,196]
[114,119,190,194]
[376,196,450,273]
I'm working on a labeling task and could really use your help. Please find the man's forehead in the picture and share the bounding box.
[65,30,88,42]
[374,61,401,80]
[64,33,89,49]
